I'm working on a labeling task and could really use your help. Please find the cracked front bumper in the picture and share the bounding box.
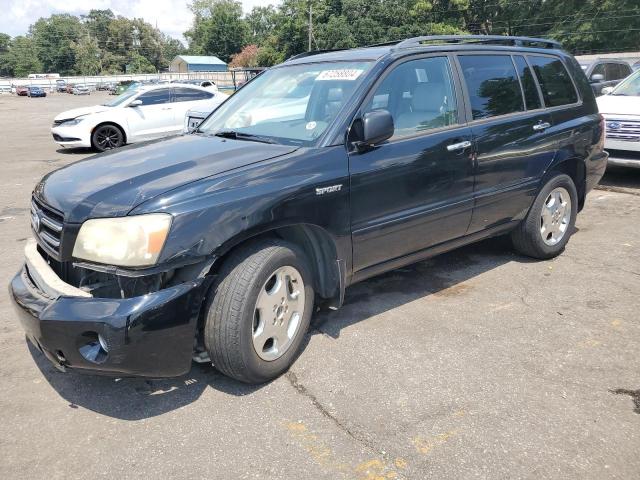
[9,242,210,378]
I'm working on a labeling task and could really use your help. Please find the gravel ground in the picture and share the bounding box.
[0,91,639,480]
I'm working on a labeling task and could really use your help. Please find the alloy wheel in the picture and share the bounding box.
[252,266,305,361]
[540,187,572,246]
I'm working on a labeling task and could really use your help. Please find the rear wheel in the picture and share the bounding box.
[91,124,124,152]
[511,173,578,259]
[203,240,314,384]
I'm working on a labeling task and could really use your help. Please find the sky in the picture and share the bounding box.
[0,0,280,42]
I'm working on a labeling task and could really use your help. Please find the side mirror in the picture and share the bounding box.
[356,110,394,150]
[128,99,143,107]
[591,73,604,83]
[601,86,615,95]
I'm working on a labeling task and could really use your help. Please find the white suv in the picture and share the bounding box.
[597,70,640,168]
[51,84,228,151]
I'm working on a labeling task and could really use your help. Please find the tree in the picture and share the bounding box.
[30,14,84,74]
[229,44,259,67]
[0,33,11,76]
[72,36,101,75]
[3,36,42,77]
[246,5,278,44]
[185,0,249,62]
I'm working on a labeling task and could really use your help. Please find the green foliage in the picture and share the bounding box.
[185,0,249,62]
[3,36,42,77]
[0,9,184,77]
[0,0,638,76]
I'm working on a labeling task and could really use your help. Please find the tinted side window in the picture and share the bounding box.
[514,55,542,110]
[138,88,172,106]
[173,88,213,102]
[528,56,578,107]
[459,55,524,120]
[606,63,631,81]
[363,56,458,138]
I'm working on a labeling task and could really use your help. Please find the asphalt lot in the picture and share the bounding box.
[0,91,639,480]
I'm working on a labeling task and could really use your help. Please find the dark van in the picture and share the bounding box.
[10,36,607,384]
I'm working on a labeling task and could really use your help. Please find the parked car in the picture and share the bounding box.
[579,59,632,96]
[51,83,227,151]
[12,35,607,383]
[72,85,90,95]
[171,79,218,90]
[27,86,46,98]
[56,79,67,92]
[596,69,640,168]
[15,85,29,96]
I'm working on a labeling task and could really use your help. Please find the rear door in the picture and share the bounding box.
[125,88,175,141]
[171,87,216,133]
[457,53,555,234]
[349,55,475,274]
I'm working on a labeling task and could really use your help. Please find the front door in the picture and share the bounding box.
[349,55,475,274]
[126,88,175,141]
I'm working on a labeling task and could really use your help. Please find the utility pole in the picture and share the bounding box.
[308,3,313,52]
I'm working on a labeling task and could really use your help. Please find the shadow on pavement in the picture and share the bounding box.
[29,342,263,421]
[313,236,534,338]
[599,159,640,191]
[56,147,94,155]
[30,236,537,420]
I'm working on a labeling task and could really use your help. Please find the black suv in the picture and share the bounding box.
[10,36,607,384]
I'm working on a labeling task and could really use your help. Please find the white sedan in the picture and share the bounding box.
[51,84,228,151]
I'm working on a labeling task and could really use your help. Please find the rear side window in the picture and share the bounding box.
[458,55,524,120]
[528,56,578,107]
[138,88,172,106]
[173,88,213,102]
[513,56,542,110]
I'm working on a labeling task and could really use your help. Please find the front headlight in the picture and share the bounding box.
[73,214,172,267]
[59,117,84,126]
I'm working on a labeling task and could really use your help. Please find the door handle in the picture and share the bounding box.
[446,140,472,152]
[162,107,173,110]
[533,122,551,131]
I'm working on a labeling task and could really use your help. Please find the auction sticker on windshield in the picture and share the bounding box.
[316,69,364,81]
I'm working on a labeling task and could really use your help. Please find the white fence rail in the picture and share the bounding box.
[0,72,239,93]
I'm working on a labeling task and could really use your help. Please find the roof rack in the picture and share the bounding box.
[287,49,346,62]
[392,35,562,50]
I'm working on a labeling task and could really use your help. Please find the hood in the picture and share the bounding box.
[596,95,640,117]
[54,105,111,121]
[36,134,298,223]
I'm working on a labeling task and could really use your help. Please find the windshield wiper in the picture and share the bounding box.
[213,130,278,144]
[611,93,628,96]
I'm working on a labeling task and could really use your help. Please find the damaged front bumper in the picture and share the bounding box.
[9,240,211,377]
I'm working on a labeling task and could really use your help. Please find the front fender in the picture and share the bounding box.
[130,145,352,275]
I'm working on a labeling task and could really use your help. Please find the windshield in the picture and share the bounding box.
[102,88,139,107]
[610,70,640,96]
[197,61,373,146]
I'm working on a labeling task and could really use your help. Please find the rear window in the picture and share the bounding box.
[459,55,524,120]
[528,56,578,107]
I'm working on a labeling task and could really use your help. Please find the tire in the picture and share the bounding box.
[511,173,578,259]
[203,240,315,384]
[91,124,125,152]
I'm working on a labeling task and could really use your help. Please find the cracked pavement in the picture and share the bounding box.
[1,92,639,479]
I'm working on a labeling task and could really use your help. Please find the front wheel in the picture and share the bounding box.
[91,124,124,152]
[511,173,578,259]
[203,240,314,384]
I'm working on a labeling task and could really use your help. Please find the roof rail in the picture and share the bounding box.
[392,35,562,50]
[287,49,346,62]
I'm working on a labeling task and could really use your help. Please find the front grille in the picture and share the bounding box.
[606,119,640,142]
[31,197,64,258]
